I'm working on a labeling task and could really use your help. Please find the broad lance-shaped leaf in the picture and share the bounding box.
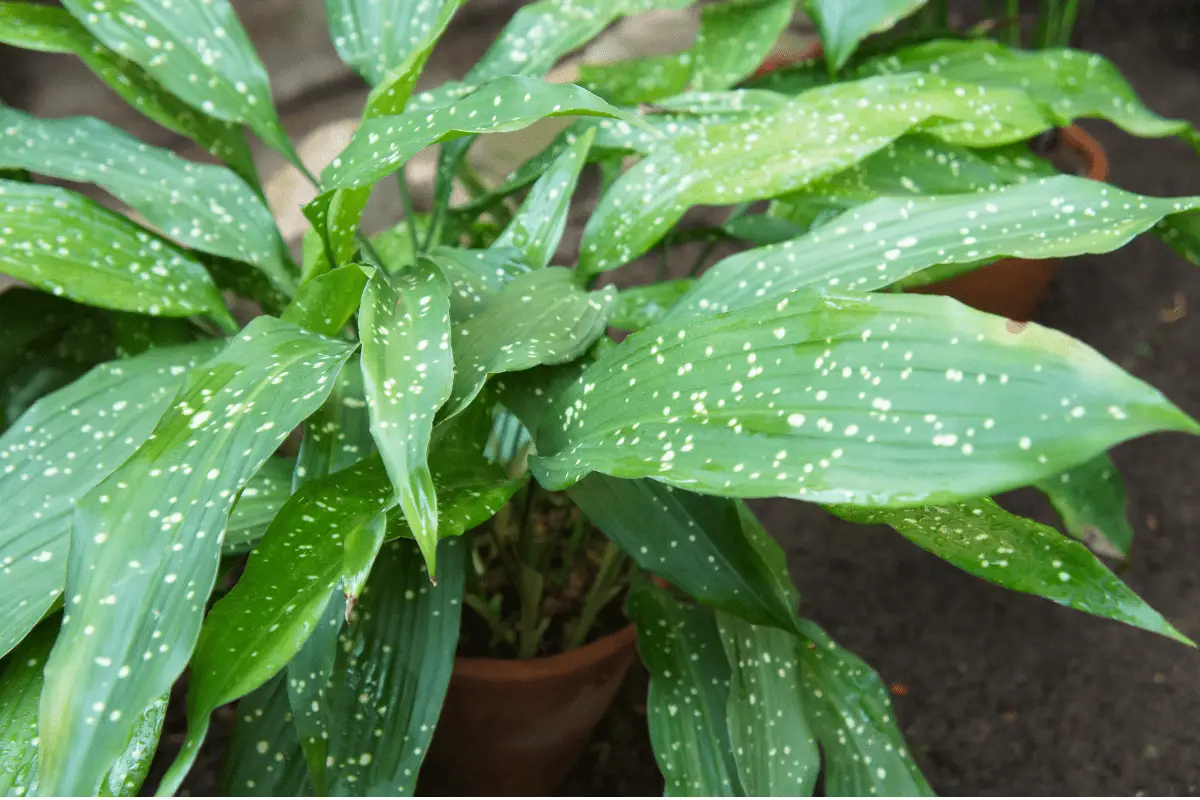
[360,0,462,119]
[321,76,646,190]
[1156,211,1200,267]
[0,2,258,186]
[443,268,616,419]
[578,72,1053,275]
[36,317,355,796]
[281,265,369,338]
[157,454,395,796]
[59,0,300,166]
[716,613,819,796]
[805,0,928,72]
[0,340,222,659]
[859,39,1196,144]
[360,262,454,574]
[0,180,235,328]
[493,127,595,269]
[569,475,801,632]
[833,499,1180,639]
[220,674,313,796]
[1037,453,1135,560]
[531,290,1199,505]
[669,177,1200,319]
[324,538,464,795]
[628,577,742,796]
[0,107,293,293]
[422,246,529,322]
[0,621,168,797]
[691,0,795,90]
[221,457,295,556]
[301,188,371,280]
[796,620,933,796]
[326,0,460,86]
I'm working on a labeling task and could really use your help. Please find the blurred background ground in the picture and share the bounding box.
[4,0,1200,794]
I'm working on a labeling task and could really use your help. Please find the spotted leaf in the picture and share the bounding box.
[422,246,529,322]
[219,674,313,797]
[326,0,460,87]
[286,591,346,794]
[804,0,928,72]
[1036,453,1135,560]
[716,612,819,796]
[628,577,742,796]
[321,76,644,190]
[691,0,796,90]
[578,53,693,106]
[0,2,258,186]
[610,280,694,332]
[493,127,595,269]
[797,619,933,795]
[359,262,454,575]
[221,456,296,556]
[59,0,299,166]
[300,188,372,281]
[443,267,616,420]
[0,620,168,798]
[0,340,222,659]
[671,177,1200,318]
[532,290,1198,504]
[569,476,801,631]
[158,453,394,796]
[0,107,292,293]
[36,317,355,796]
[579,72,1052,275]
[0,181,235,327]
[281,265,369,337]
[324,538,464,795]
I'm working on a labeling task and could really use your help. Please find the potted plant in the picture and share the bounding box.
[1,0,1199,797]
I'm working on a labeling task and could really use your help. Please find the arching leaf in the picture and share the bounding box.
[1037,453,1134,559]
[804,0,928,72]
[281,265,369,337]
[326,0,461,87]
[692,0,796,90]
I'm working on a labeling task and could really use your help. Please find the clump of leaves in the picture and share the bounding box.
[1,0,1198,796]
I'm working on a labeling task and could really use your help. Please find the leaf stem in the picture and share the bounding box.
[565,540,626,652]
[395,169,424,257]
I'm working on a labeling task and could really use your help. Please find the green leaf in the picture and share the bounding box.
[301,188,372,279]
[222,457,296,556]
[0,340,222,659]
[494,127,595,269]
[326,0,460,87]
[0,621,168,797]
[830,499,1182,641]
[673,176,1200,317]
[0,180,235,327]
[220,674,313,796]
[324,538,464,795]
[1156,212,1200,267]
[628,578,741,796]
[0,2,258,186]
[1036,453,1134,560]
[286,592,345,794]
[59,0,299,165]
[321,76,644,190]
[531,290,1198,504]
[160,453,394,796]
[569,476,801,631]
[796,620,933,795]
[610,280,695,332]
[36,317,355,796]
[692,0,796,90]
[443,267,616,419]
[281,265,369,337]
[359,262,454,574]
[804,0,929,72]
[860,40,1196,143]
[578,53,693,106]
[341,513,387,604]
[0,107,292,294]
[715,613,819,796]
[578,72,1052,275]
[422,245,529,322]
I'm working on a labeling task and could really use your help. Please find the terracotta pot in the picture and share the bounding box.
[753,43,1110,321]
[420,623,639,796]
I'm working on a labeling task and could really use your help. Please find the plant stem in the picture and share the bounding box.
[565,541,627,651]
[1059,0,1080,46]
[395,169,423,257]
[1006,0,1021,46]
[688,236,718,276]
[354,231,387,273]
[555,509,591,587]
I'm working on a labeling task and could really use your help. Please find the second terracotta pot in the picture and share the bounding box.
[419,624,639,796]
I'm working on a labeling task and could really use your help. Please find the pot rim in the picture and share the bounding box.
[453,620,638,682]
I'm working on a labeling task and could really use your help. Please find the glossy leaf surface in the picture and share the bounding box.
[360,262,454,574]
[0,180,234,327]
[326,0,460,86]
[610,280,694,332]
[219,674,313,796]
[37,318,355,796]
[281,265,368,337]
[533,290,1197,505]
[797,620,933,795]
[629,578,741,796]
[0,107,291,292]
[716,613,819,796]
[805,0,928,71]
[324,538,464,795]
[1037,454,1134,559]
[833,498,1177,638]
[692,0,795,90]
[59,0,297,163]
[569,475,800,631]
[0,341,221,659]
[222,457,296,556]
